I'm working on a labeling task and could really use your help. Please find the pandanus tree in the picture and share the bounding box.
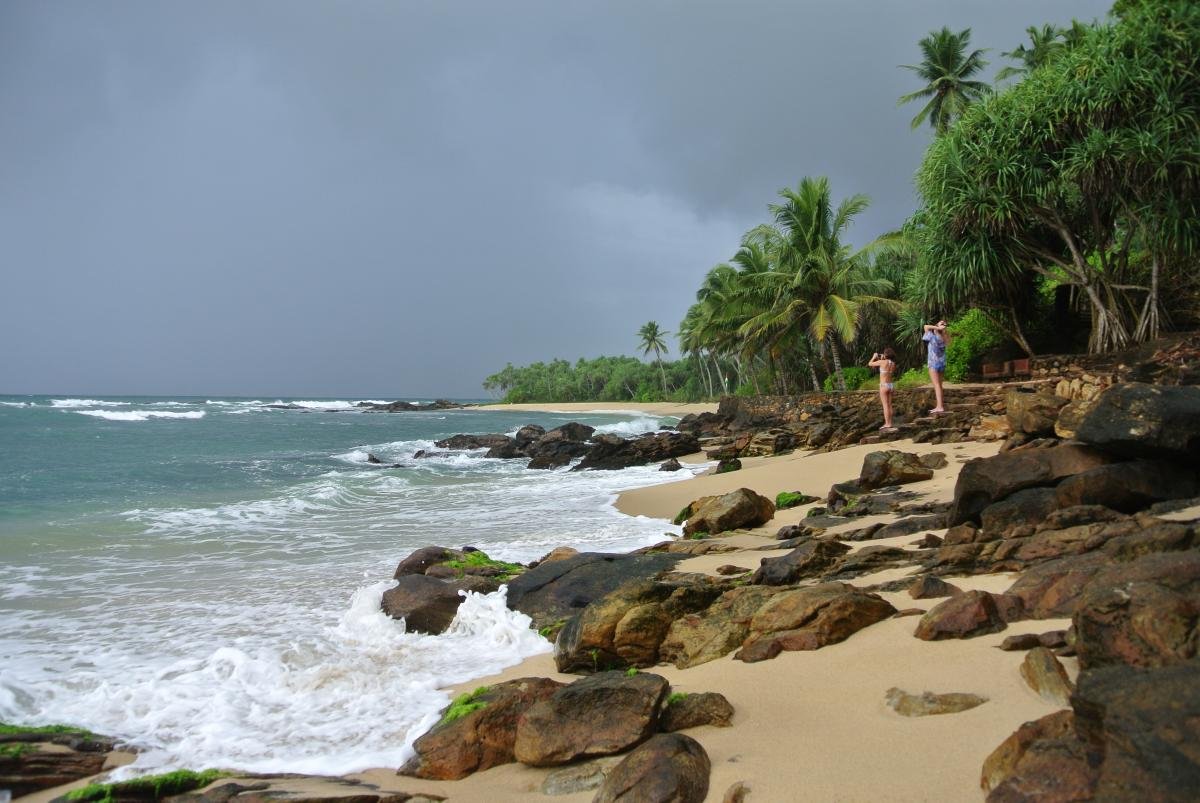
[915,0,1200,353]
[636,321,670,396]
[899,27,990,134]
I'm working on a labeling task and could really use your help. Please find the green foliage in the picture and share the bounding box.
[0,722,97,737]
[822,366,872,392]
[666,692,689,706]
[672,506,692,526]
[0,743,32,758]
[685,530,709,540]
[66,770,226,803]
[899,27,990,133]
[442,550,524,580]
[943,310,1006,382]
[439,687,490,726]
[625,667,639,677]
[775,491,819,510]
[805,507,827,518]
[483,355,710,403]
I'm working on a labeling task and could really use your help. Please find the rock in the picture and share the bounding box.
[573,432,700,471]
[775,491,821,510]
[919,451,949,470]
[399,677,564,780]
[434,433,513,450]
[715,565,749,576]
[915,533,944,548]
[715,458,742,474]
[393,546,462,578]
[979,487,1062,538]
[512,424,546,449]
[1039,630,1068,648]
[723,781,750,803]
[971,414,1013,441]
[659,458,683,472]
[908,575,961,599]
[1072,578,1200,670]
[750,540,850,585]
[381,574,499,634]
[948,444,1116,525]
[553,577,727,673]
[828,545,912,578]
[914,590,1007,640]
[530,546,579,568]
[1000,633,1043,651]
[1074,382,1200,465]
[592,732,710,803]
[660,692,735,731]
[546,422,596,442]
[1054,397,1097,439]
[1054,459,1200,513]
[870,514,946,541]
[943,523,979,546]
[1072,659,1200,800]
[981,709,1075,793]
[660,585,782,669]
[513,671,669,766]
[885,687,988,716]
[0,732,115,798]
[505,552,681,632]
[738,583,896,660]
[683,488,775,537]
[1034,505,1127,532]
[1019,647,1074,706]
[858,450,934,490]
[1006,389,1069,436]
[539,756,622,796]
[485,439,524,459]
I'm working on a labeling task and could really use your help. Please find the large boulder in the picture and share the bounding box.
[914,590,1008,640]
[1072,577,1200,670]
[1006,389,1069,437]
[434,433,513,450]
[505,552,681,632]
[553,577,727,673]
[737,583,896,661]
[979,487,1061,538]
[1054,460,1200,513]
[980,710,1077,795]
[659,585,782,669]
[1075,382,1200,465]
[1073,659,1200,800]
[573,432,700,471]
[399,677,564,779]
[659,692,734,732]
[513,671,669,766]
[683,488,775,536]
[381,574,500,634]
[948,445,1117,525]
[858,450,935,490]
[750,540,850,586]
[592,733,711,803]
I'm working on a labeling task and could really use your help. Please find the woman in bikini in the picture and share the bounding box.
[922,320,950,413]
[869,347,898,432]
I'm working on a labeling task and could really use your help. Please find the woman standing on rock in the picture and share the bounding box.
[923,320,950,413]
[869,348,898,433]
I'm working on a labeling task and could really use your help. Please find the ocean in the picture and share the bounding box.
[0,396,701,777]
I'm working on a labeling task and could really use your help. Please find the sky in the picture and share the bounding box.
[0,0,1113,398]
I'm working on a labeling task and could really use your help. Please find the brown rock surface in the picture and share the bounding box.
[980,709,1075,793]
[858,450,934,490]
[914,590,1007,640]
[1019,647,1074,706]
[1006,389,1069,437]
[683,488,775,536]
[660,692,735,732]
[592,732,711,803]
[885,687,988,716]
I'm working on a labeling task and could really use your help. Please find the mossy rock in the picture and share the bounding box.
[65,769,227,803]
[440,550,525,581]
[775,491,820,510]
[438,687,490,726]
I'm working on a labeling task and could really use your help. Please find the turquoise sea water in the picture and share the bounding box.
[0,395,699,776]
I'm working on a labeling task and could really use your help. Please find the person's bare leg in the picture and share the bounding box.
[883,389,894,428]
[929,368,945,412]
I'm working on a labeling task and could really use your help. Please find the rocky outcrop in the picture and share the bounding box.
[659,586,783,669]
[981,710,1088,799]
[682,488,775,536]
[0,729,116,798]
[399,677,564,780]
[434,433,512,450]
[505,551,682,633]
[573,432,701,471]
[513,671,669,766]
[750,540,850,585]
[1074,382,1200,464]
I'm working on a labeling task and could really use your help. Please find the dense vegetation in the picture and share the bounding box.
[486,0,1198,403]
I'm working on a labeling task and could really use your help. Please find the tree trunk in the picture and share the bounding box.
[829,336,847,392]
[1132,254,1161,343]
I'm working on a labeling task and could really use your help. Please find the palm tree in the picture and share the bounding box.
[899,27,989,134]
[637,321,670,396]
[995,24,1067,82]
[741,177,899,391]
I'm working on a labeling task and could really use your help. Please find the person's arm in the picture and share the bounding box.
[868,353,887,367]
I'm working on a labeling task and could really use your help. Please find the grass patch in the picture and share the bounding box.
[625,666,639,677]
[441,550,524,580]
[775,491,819,510]
[438,687,490,726]
[672,506,692,525]
[666,692,689,706]
[0,722,96,738]
[0,743,33,758]
[537,618,569,641]
[66,769,226,803]
[685,530,709,540]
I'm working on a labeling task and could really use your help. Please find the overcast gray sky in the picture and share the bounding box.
[1,0,1111,398]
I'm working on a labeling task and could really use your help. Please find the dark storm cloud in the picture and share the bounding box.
[0,0,1111,397]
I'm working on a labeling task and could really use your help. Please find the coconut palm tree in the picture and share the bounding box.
[899,27,989,134]
[740,177,899,391]
[636,321,670,396]
[995,24,1068,82]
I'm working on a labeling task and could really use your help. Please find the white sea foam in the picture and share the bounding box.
[0,401,31,407]
[74,410,206,422]
[51,398,130,408]
[275,400,357,410]
[592,414,668,438]
[1,585,550,778]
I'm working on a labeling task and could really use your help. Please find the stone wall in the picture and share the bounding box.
[1029,353,1125,402]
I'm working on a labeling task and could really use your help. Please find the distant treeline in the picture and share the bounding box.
[483,357,713,403]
